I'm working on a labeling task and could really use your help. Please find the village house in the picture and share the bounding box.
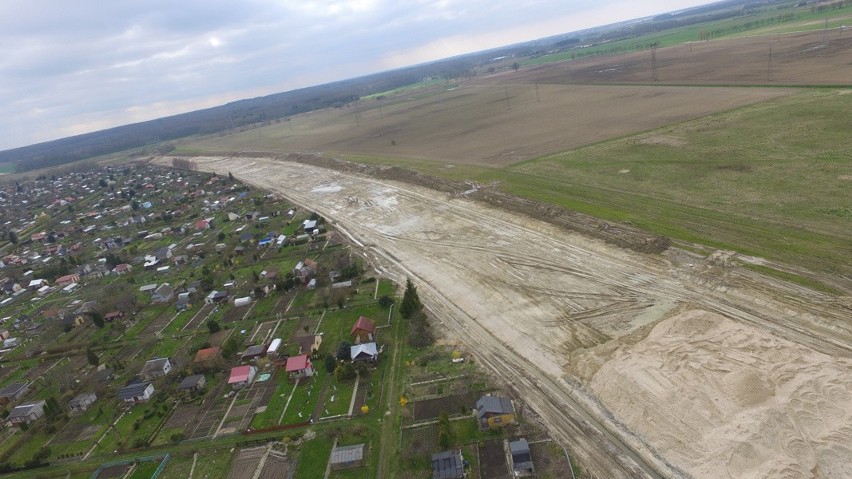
[104,311,125,322]
[509,438,535,476]
[140,358,172,380]
[111,263,132,275]
[241,344,265,362]
[205,290,229,305]
[476,395,516,430]
[431,450,465,479]
[7,400,46,426]
[176,292,191,311]
[118,382,154,405]
[295,335,322,355]
[193,346,222,369]
[329,444,366,471]
[350,342,379,364]
[177,374,207,393]
[350,316,376,344]
[0,382,29,405]
[55,273,80,287]
[284,354,314,380]
[227,365,257,390]
[60,313,83,330]
[151,283,174,303]
[27,278,48,290]
[68,392,97,414]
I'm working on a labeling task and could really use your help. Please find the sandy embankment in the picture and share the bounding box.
[581,310,852,479]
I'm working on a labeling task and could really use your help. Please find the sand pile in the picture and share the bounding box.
[587,310,852,478]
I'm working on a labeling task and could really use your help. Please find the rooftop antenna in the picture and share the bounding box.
[823,18,829,43]
[535,82,540,102]
[504,87,511,110]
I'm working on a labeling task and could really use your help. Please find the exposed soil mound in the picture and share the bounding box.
[277,153,670,254]
[585,309,852,479]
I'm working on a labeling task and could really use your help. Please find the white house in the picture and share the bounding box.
[140,358,172,380]
[7,400,46,426]
[118,382,154,405]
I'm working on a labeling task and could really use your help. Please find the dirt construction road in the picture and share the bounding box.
[170,156,852,479]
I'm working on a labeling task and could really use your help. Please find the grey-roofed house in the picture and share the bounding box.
[330,444,365,470]
[0,382,29,405]
[140,358,172,380]
[241,344,265,361]
[118,382,154,405]
[350,342,379,363]
[151,283,174,304]
[510,438,535,476]
[7,400,46,426]
[177,374,207,392]
[476,395,515,430]
[94,367,114,383]
[295,335,322,355]
[431,450,465,479]
[68,392,97,414]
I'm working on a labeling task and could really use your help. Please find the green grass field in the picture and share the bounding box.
[525,3,852,65]
[506,89,851,279]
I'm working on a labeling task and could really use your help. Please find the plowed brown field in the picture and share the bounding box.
[183,84,789,167]
[491,29,852,86]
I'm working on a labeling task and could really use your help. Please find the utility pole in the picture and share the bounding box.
[767,42,773,82]
[651,44,659,82]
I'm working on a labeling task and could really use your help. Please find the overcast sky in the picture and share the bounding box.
[0,0,711,151]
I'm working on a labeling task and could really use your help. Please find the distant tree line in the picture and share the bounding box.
[1,49,527,172]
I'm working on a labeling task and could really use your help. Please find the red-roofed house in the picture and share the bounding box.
[284,354,314,380]
[104,311,124,322]
[192,346,222,372]
[112,263,132,275]
[350,316,376,344]
[194,219,210,230]
[31,232,47,242]
[56,274,80,287]
[227,365,257,390]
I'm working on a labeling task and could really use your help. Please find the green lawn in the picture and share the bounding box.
[250,371,292,428]
[127,459,161,478]
[3,429,51,465]
[294,436,334,479]
[159,448,233,479]
[322,376,355,417]
[281,369,327,424]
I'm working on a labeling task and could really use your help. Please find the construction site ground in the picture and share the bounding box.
[162,155,852,479]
